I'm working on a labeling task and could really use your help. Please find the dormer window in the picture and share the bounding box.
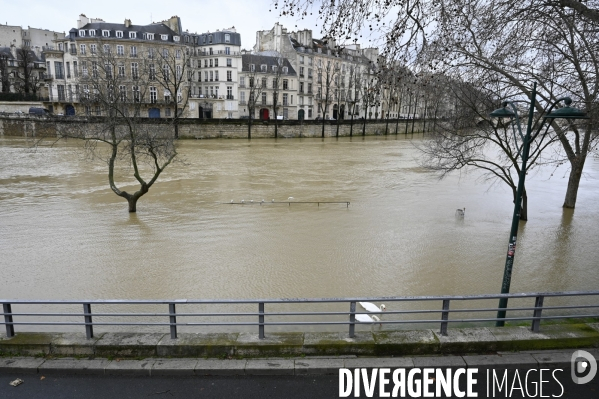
[116,31,123,38]
[145,33,154,40]
[184,36,189,43]
[102,30,110,37]
[225,34,230,43]
[79,30,86,37]
[208,35,212,43]
[89,30,96,37]
[250,64,255,72]
[173,36,180,42]
[283,67,288,73]
[260,64,267,72]
[272,66,277,73]
[129,31,137,39]
[161,34,168,41]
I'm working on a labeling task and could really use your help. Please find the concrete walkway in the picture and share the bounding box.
[1,348,598,376]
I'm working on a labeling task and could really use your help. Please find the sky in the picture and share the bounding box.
[2,0,331,50]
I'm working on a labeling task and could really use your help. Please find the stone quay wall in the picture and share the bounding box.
[0,116,428,139]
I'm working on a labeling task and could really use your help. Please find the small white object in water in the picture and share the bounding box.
[288,197,294,200]
[241,199,245,204]
[272,199,275,202]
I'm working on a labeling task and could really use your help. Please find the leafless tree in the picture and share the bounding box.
[0,51,10,93]
[244,55,265,139]
[41,41,178,213]
[315,57,339,137]
[280,0,599,210]
[14,46,43,95]
[420,80,562,220]
[154,45,190,139]
[270,54,285,138]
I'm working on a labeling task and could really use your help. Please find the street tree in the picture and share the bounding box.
[315,57,338,137]
[243,54,265,139]
[270,53,285,138]
[14,46,43,95]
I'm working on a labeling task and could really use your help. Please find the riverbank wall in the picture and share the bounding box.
[2,322,598,358]
[0,116,427,139]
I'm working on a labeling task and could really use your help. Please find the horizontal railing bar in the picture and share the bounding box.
[2,313,598,327]
[2,291,599,305]
[4,303,598,318]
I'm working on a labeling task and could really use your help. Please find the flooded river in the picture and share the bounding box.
[1,135,598,332]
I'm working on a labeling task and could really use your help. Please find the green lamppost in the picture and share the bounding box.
[489,82,588,327]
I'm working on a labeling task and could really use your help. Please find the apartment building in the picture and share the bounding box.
[238,52,298,120]
[254,23,377,120]
[44,15,188,117]
[186,28,242,119]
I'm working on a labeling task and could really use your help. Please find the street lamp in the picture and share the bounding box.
[489,82,588,327]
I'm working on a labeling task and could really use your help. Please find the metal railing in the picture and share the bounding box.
[2,291,598,340]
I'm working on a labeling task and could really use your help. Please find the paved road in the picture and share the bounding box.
[1,369,597,398]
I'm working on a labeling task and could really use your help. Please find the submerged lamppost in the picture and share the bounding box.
[489,82,588,327]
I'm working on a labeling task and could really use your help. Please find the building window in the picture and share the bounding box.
[262,92,267,104]
[173,36,180,42]
[208,34,212,43]
[249,77,254,88]
[225,47,230,55]
[300,55,304,64]
[209,59,213,67]
[162,64,170,80]
[283,108,288,119]
[227,58,232,67]
[73,61,78,77]
[82,61,88,76]
[261,64,267,72]
[209,47,213,55]
[283,79,288,90]
[227,86,232,99]
[148,33,155,40]
[240,76,245,87]
[272,66,277,73]
[299,82,304,93]
[162,48,169,57]
[66,62,71,79]
[209,71,213,81]
[148,48,154,58]
[58,43,64,51]
[79,30,86,37]
[177,89,182,103]
[57,85,65,101]
[150,87,157,103]
[164,89,171,103]
[103,44,111,54]
[117,45,124,55]
[215,71,219,81]
[95,106,101,116]
[283,93,288,106]
[214,59,218,67]
[129,31,137,39]
[89,30,96,37]
[240,91,245,103]
[250,64,255,72]
[299,67,304,77]
[165,108,171,117]
[54,62,64,79]
[119,85,126,101]
[131,62,138,79]
[132,85,140,102]
[149,64,156,80]
[225,34,230,43]
[261,77,267,88]
[130,46,137,57]
[227,70,232,81]
[102,30,110,37]
[90,44,97,54]
[308,108,312,118]
[283,67,288,73]
[118,64,125,77]
[176,49,181,59]
[105,62,112,78]
[80,44,86,55]
[116,31,123,38]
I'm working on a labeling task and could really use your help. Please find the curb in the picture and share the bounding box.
[1,348,597,376]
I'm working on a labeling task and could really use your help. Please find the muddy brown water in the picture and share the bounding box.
[1,135,598,333]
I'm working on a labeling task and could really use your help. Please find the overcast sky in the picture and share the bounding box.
[2,0,331,49]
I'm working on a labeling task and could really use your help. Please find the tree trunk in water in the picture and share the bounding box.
[321,119,325,138]
[248,118,252,140]
[563,157,585,208]
[362,118,366,136]
[350,111,354,137]
[128,197,138,213]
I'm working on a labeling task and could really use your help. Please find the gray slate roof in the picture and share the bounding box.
[241,54,296,75]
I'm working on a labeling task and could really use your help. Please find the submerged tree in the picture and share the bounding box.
[43,40,178,213]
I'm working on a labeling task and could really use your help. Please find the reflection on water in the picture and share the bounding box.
[1,136,598,333]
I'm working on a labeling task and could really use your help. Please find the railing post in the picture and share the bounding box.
[349,301,356,338]
[169,303,177,339]
[531,295,544,333]
[3,303,15,338]
[83,303,93,339]
[259,303,265,339]
[440,299,450,336]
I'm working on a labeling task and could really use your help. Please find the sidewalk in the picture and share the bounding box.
[1,348,598,376]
